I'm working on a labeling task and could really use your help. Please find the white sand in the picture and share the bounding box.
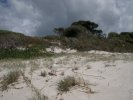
[0,51,133,100]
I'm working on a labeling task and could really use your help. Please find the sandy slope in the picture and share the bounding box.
[0,51,133,100]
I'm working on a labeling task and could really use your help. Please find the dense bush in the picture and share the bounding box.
[108,32,119,39]
[1,20,133,54]
[0,48,53,59]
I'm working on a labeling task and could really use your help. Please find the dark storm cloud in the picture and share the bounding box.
[0,0,133,36]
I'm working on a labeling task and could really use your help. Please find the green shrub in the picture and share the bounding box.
[0,48,53,60]
[58,76,77,92]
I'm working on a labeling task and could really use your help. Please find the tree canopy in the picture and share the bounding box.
[54,20,103,37]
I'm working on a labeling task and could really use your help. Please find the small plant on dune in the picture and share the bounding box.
[57,76,95,94]
[40,70,47,77]
[0,70,20,91]
[58,76,78,92]
[72,67,79,71]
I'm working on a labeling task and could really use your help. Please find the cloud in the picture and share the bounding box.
[0,0,41,35]
[0,0,133,35]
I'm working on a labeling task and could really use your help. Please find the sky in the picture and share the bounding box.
[0,0,133,36]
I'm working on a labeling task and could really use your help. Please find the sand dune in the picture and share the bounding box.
[0,51,133,100]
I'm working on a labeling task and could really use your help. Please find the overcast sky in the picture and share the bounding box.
[0,0,133,36]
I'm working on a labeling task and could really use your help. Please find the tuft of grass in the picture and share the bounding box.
[40,71,47,77]
[0,70,20,91]
[72,67,79,71]
[58,76,78,92]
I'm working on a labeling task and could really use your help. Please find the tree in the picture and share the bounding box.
[120,32,133,39]
[71,20,102,35]
[108,32,119,39]
[119,32,133,43]
[63,25,88,37]
[54,28,64,36]
[54,25,88,37]
[54,20,103,38]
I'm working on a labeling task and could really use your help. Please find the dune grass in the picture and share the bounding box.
[0,70,20,91]
[58,76,78,92]
[0,48,53,60]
